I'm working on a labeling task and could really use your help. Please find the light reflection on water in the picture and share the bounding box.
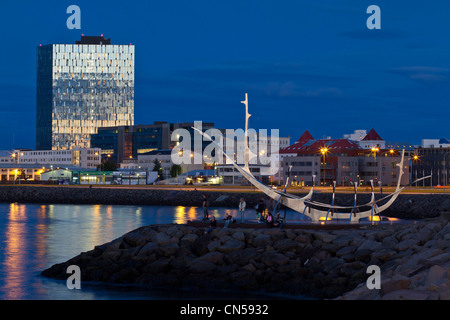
[0,202,265,300]
[0,203,406,300]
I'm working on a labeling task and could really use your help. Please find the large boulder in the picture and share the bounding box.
[253,234,272,247]
[198,251,225,265]
[314,232,337,243]
[188,259,217,273]
[260,252,289,267]
[218,239,245,253]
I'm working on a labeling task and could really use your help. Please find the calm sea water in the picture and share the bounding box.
[0,202,405,300]
[0,202,303,300]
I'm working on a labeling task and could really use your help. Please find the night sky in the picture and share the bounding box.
[0,0,449,150]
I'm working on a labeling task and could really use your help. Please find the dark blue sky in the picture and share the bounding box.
[0,0,449,150]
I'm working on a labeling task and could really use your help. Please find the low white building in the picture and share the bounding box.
[421,139,450,148]
[40,169,72,183]
[9,148,101,169]
[216,164,272,185]
[343,130,367,142]
[0,164,47,181]
[121,149,205,178]
[120,149,174,178]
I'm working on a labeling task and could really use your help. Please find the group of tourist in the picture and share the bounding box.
[255,197,284,228]
[201,194,284,233]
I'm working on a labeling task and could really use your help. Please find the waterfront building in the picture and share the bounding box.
[221,131,290,184]
[91,121,215,163]
[358,128,385,150]
[276,130,314,185]
[182,169,220,185]
[280,135,408,187]
[216,164,271,185]
[36,35,134,150]
[6,148,101,169]
[119,149,173,178]
[40,168,73,183]
[343,129,367,142]
[386,141,416,152]
[0,164,47,182]
[91,123,171,163]
[0,148,101,182]
[421,139,450,149]
[0,150,18,164]
[411,145,450,187]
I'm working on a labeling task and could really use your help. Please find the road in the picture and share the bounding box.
[4,183,450,195]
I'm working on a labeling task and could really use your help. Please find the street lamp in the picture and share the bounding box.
[12,152,24,185]
[412,154,419,186]
[370,147,379,184]
[11,153,16,184]
[320,147,329,186]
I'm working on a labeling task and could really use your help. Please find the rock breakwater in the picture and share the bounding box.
[42,218,450,300]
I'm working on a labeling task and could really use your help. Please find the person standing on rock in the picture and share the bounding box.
[239,198,246,223]
[202,194,209,220]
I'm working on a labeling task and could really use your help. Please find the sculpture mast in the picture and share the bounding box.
[241,93,251,173]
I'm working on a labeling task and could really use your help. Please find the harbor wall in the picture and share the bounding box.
[0,185,449,219]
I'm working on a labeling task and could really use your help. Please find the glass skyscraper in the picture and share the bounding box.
[36,35,134,150]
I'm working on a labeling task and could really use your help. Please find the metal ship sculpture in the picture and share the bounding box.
[194,94,430,224]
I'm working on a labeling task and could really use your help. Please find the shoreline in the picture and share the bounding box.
[41,217,450,300]
[1,185,449,220]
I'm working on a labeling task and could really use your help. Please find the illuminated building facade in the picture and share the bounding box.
[36,35,134,150]
[91,121,215,163]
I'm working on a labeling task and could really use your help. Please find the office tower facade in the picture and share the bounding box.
[36,35,134,150]
[90,121,215,163]
[91,123,171,163]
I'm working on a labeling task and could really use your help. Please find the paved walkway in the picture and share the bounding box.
[187,219,362,230]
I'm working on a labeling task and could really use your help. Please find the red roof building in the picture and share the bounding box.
[278,129,407,187]
[293,138,361,155]
[280,130,314,155]
[359,128,386,149]
[362,128,383,141]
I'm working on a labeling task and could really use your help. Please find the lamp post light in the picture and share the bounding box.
[320,147,329,186]
[371,147,379,184]
[12,152,24,185]
[412,154,419,187]
[11,153,16,184]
